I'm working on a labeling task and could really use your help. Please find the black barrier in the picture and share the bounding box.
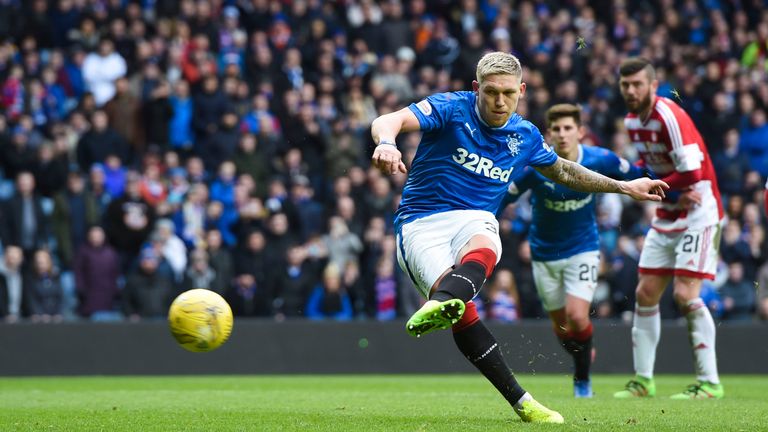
[0,320,766,376]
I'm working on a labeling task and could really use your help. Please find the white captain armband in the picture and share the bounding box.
[669,144,703,172]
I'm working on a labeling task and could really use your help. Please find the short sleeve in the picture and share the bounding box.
[507,166,538,199]
[408,92,457,132]
[598,149,645,180]
[527,130,558,167]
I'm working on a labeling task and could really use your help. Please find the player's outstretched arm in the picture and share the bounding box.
[370,108,421,175]
[535,157,669,201]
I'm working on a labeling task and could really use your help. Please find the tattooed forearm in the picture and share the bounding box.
[535,158,625,194]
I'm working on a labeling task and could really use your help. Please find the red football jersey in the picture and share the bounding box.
[625,97,723,232]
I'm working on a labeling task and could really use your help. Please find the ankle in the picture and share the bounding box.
[513,392,533,409]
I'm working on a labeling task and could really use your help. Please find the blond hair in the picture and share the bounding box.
[476,52,522,83]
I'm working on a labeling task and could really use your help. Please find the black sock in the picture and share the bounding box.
[560,337,592,381]
[453,319,526,406]
[431,261,487,303]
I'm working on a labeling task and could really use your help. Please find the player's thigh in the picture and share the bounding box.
[451,210,502,264]
[396,222,454,299]
[638,228,677,277]
[672,224,721,281]
[562,251,600,305]
[532,259,566,312]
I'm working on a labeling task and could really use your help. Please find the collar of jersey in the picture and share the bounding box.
[576,144,584,164]
[474,102,513,129]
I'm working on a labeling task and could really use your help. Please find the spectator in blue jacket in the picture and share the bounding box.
[306,264,353,320]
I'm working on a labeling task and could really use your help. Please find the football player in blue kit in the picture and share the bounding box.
[499,104,647,398]
[370,52,668,424]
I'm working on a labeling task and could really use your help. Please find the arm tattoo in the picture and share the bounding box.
[535,157,624,194]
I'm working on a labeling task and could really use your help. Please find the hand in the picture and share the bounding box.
[372,144,407,175]
[678,188,702,210]
[621,178,669,201]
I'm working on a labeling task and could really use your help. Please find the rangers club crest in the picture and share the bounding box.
[506,133,522,156]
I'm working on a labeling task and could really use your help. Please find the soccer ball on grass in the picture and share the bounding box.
[168,289,233,352]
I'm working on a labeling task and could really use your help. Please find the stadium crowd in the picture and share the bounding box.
[0,0,766,324]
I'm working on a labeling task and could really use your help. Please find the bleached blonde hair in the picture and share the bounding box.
[475,52,522,83]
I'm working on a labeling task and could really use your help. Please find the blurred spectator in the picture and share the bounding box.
[226,273,272,317]
[138,163,168,208]
[287,176,325,242]
[122,247,174,321]
[713,130,752,197]
[204,229,233,296]
[192,75,229,143]
[233,229,269,301]
[33,138,70,198]
[232,133,269,198]
[374,257,397,321]
[485,269,520,323]
[1,172,49,259]
[0,246,25,323]
[52,172,101,270]
[720,262,756,321]
[182,249,216,293]
[272,244,317,318]
[152,218,188,283]
[200,110,240,171]
[26,250,63,323]
[323,216,363,272]
[513,240,544,319]
[169,80,194,154]
[104,176,156,268]
[758,262,768,321]
[306,264,353,320]
[82,38,127,106]
[104,77,142,154]
[2,128,37,181]
[264,212,297,269]
[607,235,641,320]
[76,110,129,170]
[74,226,120,320]
[739,109,768,177]
[175,182,207,248]
[700,279,724,320]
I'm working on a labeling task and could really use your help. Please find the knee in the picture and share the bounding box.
[673,278,701,306]
[566,309,590,332]
[636,283,660,306]
[672,286,695,306]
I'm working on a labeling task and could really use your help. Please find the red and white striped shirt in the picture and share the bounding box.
[764,179,767,216]
[625,97,723,232]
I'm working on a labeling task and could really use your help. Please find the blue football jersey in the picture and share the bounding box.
[394,91,558,232]
[500,144,644,261]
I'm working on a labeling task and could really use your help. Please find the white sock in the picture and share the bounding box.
[632,303,660,379]
[685,298,720,384]
[513,392,533,409]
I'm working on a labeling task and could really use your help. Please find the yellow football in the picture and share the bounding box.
[168,289,234,352]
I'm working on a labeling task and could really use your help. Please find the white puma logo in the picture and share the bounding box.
[464,122,476,137]
[544,182,556,190]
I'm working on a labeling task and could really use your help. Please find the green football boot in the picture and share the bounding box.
[514,399,565,424]
[405,299,465,337]
[670,382,724,400]
[613,376,656,398]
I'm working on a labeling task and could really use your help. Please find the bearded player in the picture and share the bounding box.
[613,57,725,400]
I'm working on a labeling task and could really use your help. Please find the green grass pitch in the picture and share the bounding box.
[1,375,766,431]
